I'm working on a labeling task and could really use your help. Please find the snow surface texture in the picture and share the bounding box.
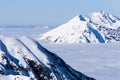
[0,36,95,80]
[40,11,120,43]
[40,41,120,80]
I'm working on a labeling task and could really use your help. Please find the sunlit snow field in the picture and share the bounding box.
[40,41,120,80]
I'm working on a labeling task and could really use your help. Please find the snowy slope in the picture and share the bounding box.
[0,36,95,80]
[40,11,120,43]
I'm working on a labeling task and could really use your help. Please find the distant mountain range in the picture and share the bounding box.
[40,11,120,43]
[0,36,95,80]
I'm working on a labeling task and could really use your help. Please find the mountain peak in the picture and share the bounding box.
[40,11,120,43]
[90,11,108,20]
[92,11,106,15]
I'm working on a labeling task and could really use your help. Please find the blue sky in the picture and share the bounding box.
[0,0,120,26]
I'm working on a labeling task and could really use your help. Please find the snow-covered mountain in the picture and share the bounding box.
[40,11,120,43]
[0,36,95,80]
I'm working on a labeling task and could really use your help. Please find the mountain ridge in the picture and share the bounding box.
[40,11,120,43]
[0,36,95,80]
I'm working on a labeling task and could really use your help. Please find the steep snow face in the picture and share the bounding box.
[0,36,95,80]
[40,11,120,43]
[90,11,120,29]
